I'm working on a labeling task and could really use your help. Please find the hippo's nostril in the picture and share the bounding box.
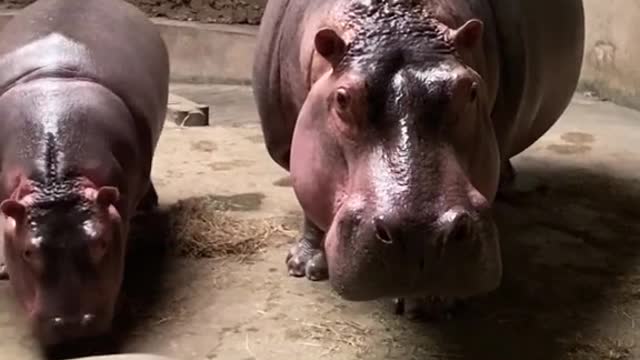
[50,317,65,328]
[440,207,474,245]
[81,313,95,326]
[449,216,472,244]
[373,216,393,244]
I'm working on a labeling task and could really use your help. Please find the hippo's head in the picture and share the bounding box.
[1,183,124,346]
[290,3,502,300]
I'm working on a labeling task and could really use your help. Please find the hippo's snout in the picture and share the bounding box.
[35,311,110,346]
[326,198,502,301]
[373,206,478,256]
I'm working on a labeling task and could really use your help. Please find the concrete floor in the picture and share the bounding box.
[1,85,640,360]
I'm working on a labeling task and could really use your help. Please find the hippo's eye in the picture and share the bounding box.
[469,82,478,102]
[335,88,351,110]
[22,247,38,264]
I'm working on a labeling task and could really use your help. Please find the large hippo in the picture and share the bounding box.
[252,0,584,313]
[0,0,169,345]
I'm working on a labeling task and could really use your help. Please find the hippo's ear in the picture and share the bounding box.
[450,19,484,50]
[0,199,26,224]
[95,186,120,209]
[314,28,347,68]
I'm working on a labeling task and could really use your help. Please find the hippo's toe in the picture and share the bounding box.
[0,263,8,280]
[285,217,329,281]
[286,240,329,281]
[393,296,465,321]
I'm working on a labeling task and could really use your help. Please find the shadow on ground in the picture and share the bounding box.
[34,158,640,360]
[391,159,640,360]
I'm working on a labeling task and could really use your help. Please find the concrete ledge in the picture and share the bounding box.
[0,11,256,85]
[2,7,640,111]
[154,18,256,85]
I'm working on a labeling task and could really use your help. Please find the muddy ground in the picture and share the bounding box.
[1,85,640,360]
[0,0,267,24]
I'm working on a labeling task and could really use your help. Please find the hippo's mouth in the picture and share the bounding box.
[322,197,503,301]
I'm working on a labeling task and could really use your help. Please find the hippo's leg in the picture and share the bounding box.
[393,296,464,321]
[286,216,328,281]
[136,181,159,214]
[0,263,7,280]
[497,159,516,196]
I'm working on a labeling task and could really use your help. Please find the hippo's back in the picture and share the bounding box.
[252,0,332,170]
[0,0,170,143]
[487,0,585,158]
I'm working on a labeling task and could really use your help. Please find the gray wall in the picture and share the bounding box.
[578,0,640,109]
[0,1,639,110]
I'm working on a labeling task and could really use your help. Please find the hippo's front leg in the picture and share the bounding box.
[135,181,159,215]
[0,263,7,280]
[286,216,329,281]
[497,160,517,196]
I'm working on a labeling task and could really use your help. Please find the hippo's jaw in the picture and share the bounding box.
[323,192,502,301]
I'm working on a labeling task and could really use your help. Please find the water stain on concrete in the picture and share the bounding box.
[547,131,596,154]
[561,132,596,144]
[209,160,254,171]
[206,192,266,212]
[246,135,265,144]
[191,140,218,153]
[546,144,592,155]
[153,178,168,187]
[166,169,184,178]
[273,176,293,187]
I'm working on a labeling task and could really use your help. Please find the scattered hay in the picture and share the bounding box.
[301,319,372,355]
[563,336,635,360]
[164,195,290,260]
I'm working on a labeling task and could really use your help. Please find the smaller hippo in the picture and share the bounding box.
[0,0,169,346]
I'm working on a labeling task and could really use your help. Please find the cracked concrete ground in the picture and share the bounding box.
[1,84,640,360]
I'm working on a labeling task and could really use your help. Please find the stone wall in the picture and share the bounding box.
[578,0,640,110]
[4,0,640,110]
[1,0,267,24]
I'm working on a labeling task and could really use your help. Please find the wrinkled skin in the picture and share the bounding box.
[253,0,584,315]
[0,0,169,346]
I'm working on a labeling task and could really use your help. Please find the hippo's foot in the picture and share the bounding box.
[497,160,517,197]
[0,263,8,280]
[393,296,464,321]
[286,217,328,281]
[135,182,159,215]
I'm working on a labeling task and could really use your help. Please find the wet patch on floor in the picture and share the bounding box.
[561,132,596,144]
[547,131,596,155]
[246,135,265,144]
[209,160,255,171]
[272,176,292,187]
[204,192,266,212]
[191,140,218,153]
[546,144,592,155]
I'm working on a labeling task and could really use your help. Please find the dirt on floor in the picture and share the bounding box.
[0,0,267,24]
[2,85,640,360]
